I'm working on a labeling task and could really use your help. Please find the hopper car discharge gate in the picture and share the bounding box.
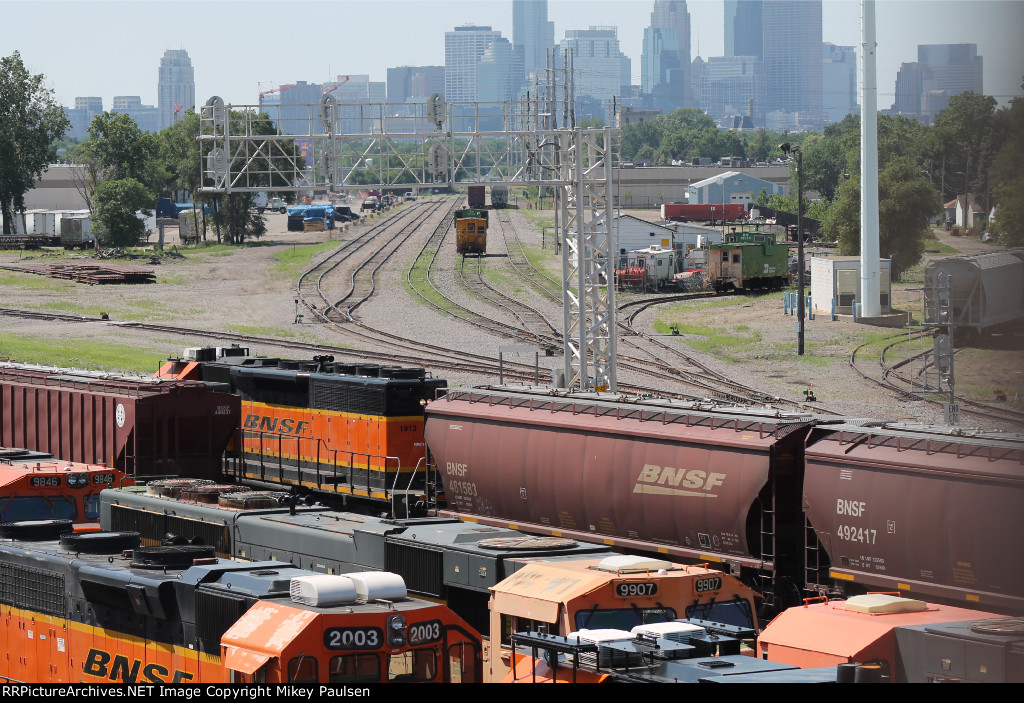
[197,72,619,393]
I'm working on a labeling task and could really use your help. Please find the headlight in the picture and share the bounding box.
[68,473,89,488]
[387,614,406,647]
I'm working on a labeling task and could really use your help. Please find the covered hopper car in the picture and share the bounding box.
[424,386,1024,615]
[0,521,482,683]
[924,251,1024,334]
[0,361,238,480]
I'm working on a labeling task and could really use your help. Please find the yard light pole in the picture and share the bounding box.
[716,176,726,236]
[780,143,804,355]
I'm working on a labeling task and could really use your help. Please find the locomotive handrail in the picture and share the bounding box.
[801,595,829,607]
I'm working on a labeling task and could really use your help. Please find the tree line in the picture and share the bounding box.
[620,88,1023,274]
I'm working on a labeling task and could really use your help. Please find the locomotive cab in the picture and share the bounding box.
[487,555,760,683]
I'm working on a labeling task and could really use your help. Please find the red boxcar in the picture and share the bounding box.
[0,362,238,480]
[661,203,747,222]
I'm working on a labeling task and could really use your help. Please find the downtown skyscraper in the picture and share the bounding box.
[157,49,195,131]
[513,0,554,85]
[445,25,503,101]
[723,0,822,130]
[642,0,691,108]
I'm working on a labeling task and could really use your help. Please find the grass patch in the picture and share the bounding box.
[0,271,78,291]
[273,241,340,278]
[404,249,472,319]
[0,334,167,373]
[483,264,528,295]
[651,318,763,358]
[921,235,959,255]
[521,210,556,232]
[226,324,299,338]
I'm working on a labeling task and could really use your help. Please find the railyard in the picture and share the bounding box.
[0,197,1021,430]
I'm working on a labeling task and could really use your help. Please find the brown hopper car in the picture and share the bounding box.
[0,362,239,479]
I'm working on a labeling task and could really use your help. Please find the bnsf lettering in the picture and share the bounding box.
[83,649,194,683]
[637,464,726,491]
[243,414,310,436]
[446,462,468,476]
[836,499,867,517]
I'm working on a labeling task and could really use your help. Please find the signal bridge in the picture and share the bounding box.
[198,93,618,394]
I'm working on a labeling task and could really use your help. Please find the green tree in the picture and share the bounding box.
[158,110,201,195]
[92,178,154,248]
[823,157,939,277]
[0,51,70,234]
[989,94,1024,246]
[930,91,997,203]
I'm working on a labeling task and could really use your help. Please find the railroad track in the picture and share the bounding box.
[850,329,1024,427]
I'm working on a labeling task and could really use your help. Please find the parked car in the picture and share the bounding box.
[334,206,359,222]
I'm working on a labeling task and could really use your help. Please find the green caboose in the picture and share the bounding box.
[707,231,791,292]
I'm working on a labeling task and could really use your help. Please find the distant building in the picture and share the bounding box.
[65,97,104,139]
[688,170,784,206]
[822,43,858,124]
[724,0,763,60]
[276,81,323,135]
[445,25,503,102]
[891,44,983,124]
[617,106,662,127]
[111,95,159,133]
[387,66,445,102]
[559,27,631,105]
[513,0,554,85]
[643,0,691,110]
[761,0,823,130]
[692,55,762,127]
[478,37,524,103]
[157,50,195,131]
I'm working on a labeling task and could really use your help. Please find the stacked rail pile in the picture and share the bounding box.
[1,262,155,284]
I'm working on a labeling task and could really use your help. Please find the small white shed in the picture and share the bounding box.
[811,256,892,316]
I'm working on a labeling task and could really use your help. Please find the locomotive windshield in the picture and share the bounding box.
[573,606,677,631]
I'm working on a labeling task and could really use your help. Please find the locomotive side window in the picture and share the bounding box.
[733,253,741,263]
[288,656,319,683]
[722,251,729,262]
[330,654,380,683]
[84,493,103,520]
[388,650,437,682]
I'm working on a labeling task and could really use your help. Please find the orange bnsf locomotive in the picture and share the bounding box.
[0,521,482,683]
[159,347,445,514]
[0,449,134,526]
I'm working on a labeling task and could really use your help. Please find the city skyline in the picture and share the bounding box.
[2,0,1021,113]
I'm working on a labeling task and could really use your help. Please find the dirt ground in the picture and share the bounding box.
[1,205,1021,432]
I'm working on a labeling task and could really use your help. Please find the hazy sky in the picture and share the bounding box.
[3,0,1022,110]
